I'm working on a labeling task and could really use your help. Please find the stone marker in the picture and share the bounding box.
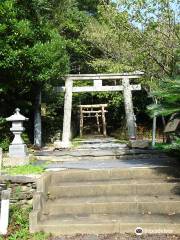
[128,140,150,149]
[0,188,11,235]
[6,108,29,164]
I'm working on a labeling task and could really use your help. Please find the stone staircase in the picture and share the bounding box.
[30,166,180,235]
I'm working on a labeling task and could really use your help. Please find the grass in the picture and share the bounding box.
[72,136,85,141]
[71,140,81,148]
[0,205,50,240]
[71,136,85,148]
[114,139,129,144]
[3,164,45,175]
[155,139,180,150]
[155,138,180,158]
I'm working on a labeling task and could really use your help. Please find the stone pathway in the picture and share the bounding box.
[35,137,179,171]
[73,138,127,150]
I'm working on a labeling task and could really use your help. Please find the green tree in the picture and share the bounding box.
[148,49,180,117]
[0,0,69,148]
[82,0,179,136]
[84,0,179,81]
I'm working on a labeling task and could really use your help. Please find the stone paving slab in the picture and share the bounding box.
[75,139,127,149]
[73,137,119,143]
[77,143,127,149]
[45,158,179,170]
[36,137,160,157]
[36,149,163,157]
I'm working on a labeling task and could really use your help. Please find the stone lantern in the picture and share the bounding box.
[6,108,29,160]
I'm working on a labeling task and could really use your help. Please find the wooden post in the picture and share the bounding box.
[161,116,166,143]
[152,115,157,148]
[34,86,42,148]
[152,98,158,147]
[80,106,83,137]
[122,77,136,139]
[62,77,73,147]
[101,106,107,137]
[0,189,11,235]
[96,113,101,134]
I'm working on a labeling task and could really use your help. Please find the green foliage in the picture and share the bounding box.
[0,118,11,151]
[148,78,180,117]
[82,0,179,135]
[84,4,137,73]
[4,164,45,175]
[147,47,179,152]
[0,0,69,144]
[84,0,179,82]
[0,0,179,144]
[57,1,91,73]
[77,0,101,14]
[0,137,11,151]
[148,48,180,117]
[155,138,180,157]
[0,0,69,84]
[3,205,49,240]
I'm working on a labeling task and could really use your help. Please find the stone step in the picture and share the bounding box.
[47,195,180,203]
[30,136,180,235]
[73,138,122,144]
[33,213,180,234]
[43,197,180,215]
[46,160,179,170]
[36,154,171,162]
[50,167,180,183]
[48,181,180,198]
[76,143,127,149]
[36,149,163,158]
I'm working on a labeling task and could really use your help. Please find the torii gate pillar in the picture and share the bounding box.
[122,77,136,139]
[62,77,73,148]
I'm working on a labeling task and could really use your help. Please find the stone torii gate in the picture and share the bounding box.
[56,72,144,148]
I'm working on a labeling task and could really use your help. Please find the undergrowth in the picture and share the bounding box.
[0,205,50,240]
[3,164,45,175]
[155,138,180,157]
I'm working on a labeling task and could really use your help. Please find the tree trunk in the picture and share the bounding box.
[34,86,42,148]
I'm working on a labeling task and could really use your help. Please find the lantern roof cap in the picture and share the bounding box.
[6,108,29,121]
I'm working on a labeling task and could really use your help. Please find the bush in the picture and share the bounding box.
[155,138,180,158]
[0,137,11,151]
[0,205,49,240]
[3,164,45,175]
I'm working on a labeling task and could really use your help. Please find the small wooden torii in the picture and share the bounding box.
[79,104,108,137]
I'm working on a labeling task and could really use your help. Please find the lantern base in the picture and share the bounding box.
[9,144,28,158]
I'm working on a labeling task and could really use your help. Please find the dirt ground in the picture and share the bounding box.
[50,233,180,240]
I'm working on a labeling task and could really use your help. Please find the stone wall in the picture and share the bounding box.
[0,175,39,205]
